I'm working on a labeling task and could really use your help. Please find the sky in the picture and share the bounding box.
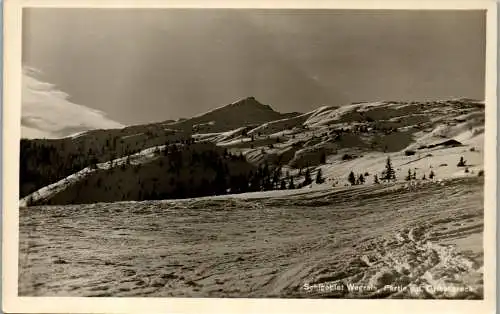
[22,67,124,139]
[22,9,486,138]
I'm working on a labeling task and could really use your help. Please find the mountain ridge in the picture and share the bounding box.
[166,96,301,133]
[20,97,485,206]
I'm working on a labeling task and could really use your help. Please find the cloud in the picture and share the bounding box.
[22,67,125,139]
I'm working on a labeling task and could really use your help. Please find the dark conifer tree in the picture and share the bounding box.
[429,170,435,179]
[303,168,312,186]
[348,171,356,186]
[358,173,365,184]
[405,169,412,181]
[384,157,396,181]
[457,156,466,167]
[315,168,325,184]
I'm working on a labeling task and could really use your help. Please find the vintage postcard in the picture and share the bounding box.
[2,0,497,313]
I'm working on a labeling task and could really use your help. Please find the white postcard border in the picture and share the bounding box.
[2,1,497,313]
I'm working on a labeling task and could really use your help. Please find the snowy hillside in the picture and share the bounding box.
[18,97,486,300]
[20,97,484,206]
[196,98,484,181]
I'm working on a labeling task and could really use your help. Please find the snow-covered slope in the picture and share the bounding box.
[196,98,485,186]
[20,97,485,206]
[19,176,484,298]
[19,97,486,300]
[19,145,168,207]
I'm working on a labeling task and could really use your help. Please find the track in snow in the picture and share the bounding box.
[19,177,483,299]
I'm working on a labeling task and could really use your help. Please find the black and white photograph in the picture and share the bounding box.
[2,0,497,313]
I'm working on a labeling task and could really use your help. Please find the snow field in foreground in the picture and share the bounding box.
[19,177,483,299]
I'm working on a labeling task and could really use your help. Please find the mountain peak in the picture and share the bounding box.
[228,96,272,109]
[172,97,297,133]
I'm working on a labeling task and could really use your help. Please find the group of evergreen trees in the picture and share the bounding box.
[347,171,365,186]
[25,128,466,204]
[20,139,91,197]
[151,150,328,199]
[349,156,395,185]
[24,131,335,204]
[404,168,436,181]
[133,144,309,201]
[20,132,195,198]
[405,169,417,181]
[346,156,440,187]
